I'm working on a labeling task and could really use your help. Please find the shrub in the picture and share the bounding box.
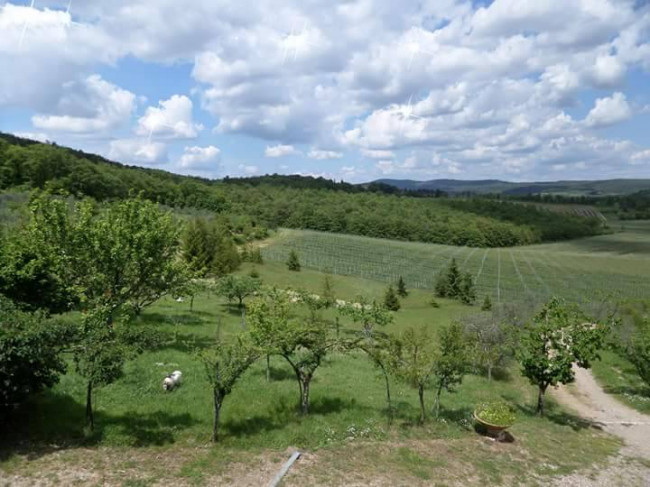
[0,297,74,413]
[287,250,301,271]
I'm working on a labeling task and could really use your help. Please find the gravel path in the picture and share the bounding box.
[551,366,650,486]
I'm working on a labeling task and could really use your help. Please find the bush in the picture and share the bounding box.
[0,297,74,412]
[384,285,401,311]
[475,401,516,426]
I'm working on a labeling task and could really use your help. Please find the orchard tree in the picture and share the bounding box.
[201,335,259,442]
[517,297,608,415]
[287,250,301,271]
[463,313,510,381]
[216,275,261,308]
[390,326,436,423]
[626,318,650,387]
[397,276,408,298]
[384,285,401,311]
[249,291,331,414]
[431,322,470,418]
[13,193,189,429]
[355,334,397,420]
[338,297,393,335]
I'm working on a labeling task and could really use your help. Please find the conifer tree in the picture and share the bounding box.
[397,276,408,298]
[384,285,401,311]
[287,250,301,271]
[481,295,493,311]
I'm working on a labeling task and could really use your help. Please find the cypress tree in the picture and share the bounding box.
[481,295,492,311]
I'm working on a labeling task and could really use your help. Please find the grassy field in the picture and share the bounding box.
[0,262,623,486]
[260,221,650,305]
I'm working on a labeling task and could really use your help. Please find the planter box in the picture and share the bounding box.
[473,411,512,438]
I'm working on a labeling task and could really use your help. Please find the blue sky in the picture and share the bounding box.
[1,0,650,182]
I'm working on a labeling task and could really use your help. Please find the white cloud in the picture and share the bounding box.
[136,95,202,139]
[238,164,259,175]
[361,149,395,159]
[631,150,650,164]
[1,0,650,179]
[265,144,301,157]
[308,149,343,160]
[179,145,221,169]
[585,92,632,127]
[31,75,135,133]
[108,138,168,165]
[11,131,50,143]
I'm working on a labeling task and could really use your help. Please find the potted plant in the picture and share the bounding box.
[474,401,516,438]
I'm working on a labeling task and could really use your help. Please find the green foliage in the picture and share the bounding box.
[321,275,336,308]
[626,318,650,387]
[481,295,493,311]
[249,266,260,279]
[248,290,332,414]
[475,401,516,427]
[215,274,261,308]
[435,258,476,305]
[390,326,436,423]
[0,134,605,248]
[431,321,470,418]
[200,334,260,441]
[287,249,301,271]
[338,297,393,334]
[516,297,609,415]
[0,297,74,412]
[384,285,401,311]
[397,276,408,298]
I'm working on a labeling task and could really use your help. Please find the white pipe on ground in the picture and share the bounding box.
[268,451,301,487]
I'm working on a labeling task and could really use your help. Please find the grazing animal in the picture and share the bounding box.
[162,370,182,391]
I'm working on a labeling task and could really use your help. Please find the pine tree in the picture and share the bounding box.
[397,276,408,297]
[459,272,476,305]
[481,295,492,311]
[287,250,301,271]
[384,285,401,311]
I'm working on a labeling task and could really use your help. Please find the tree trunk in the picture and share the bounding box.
[284,355,304,410]
[190,295,194,312]
[537,385,547,416]
[212,388,222,442]
[301,376,311,415]
[378,363,392,421]
[487,363,493,382]
[434,385,443,419]
[266,354,271,382]
[85,380,94,431]
[238,296,243,308]
[418,384,426,423]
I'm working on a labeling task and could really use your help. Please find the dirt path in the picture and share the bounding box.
[550,366,650,486]
[553,366,650,458]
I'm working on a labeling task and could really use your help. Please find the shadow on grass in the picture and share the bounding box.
[136,312,206,327]
[158,333,217,353]
[0,391,200,461]
[514,402,598,432]
[222,396,358,439]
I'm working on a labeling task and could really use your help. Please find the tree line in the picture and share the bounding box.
[1,134,605,247]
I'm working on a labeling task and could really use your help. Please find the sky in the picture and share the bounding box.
[1,0,650,183]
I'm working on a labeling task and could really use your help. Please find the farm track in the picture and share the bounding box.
[261,226,650,303]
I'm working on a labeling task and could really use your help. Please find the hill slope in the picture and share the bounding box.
[0,133,605,247]
[373,178,650,196]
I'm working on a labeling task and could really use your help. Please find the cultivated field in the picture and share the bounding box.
[261,221,650,304]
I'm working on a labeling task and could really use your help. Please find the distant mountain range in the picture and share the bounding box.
[370,178,650,196]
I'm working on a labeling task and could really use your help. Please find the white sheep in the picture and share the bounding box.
[162,370,182,391]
